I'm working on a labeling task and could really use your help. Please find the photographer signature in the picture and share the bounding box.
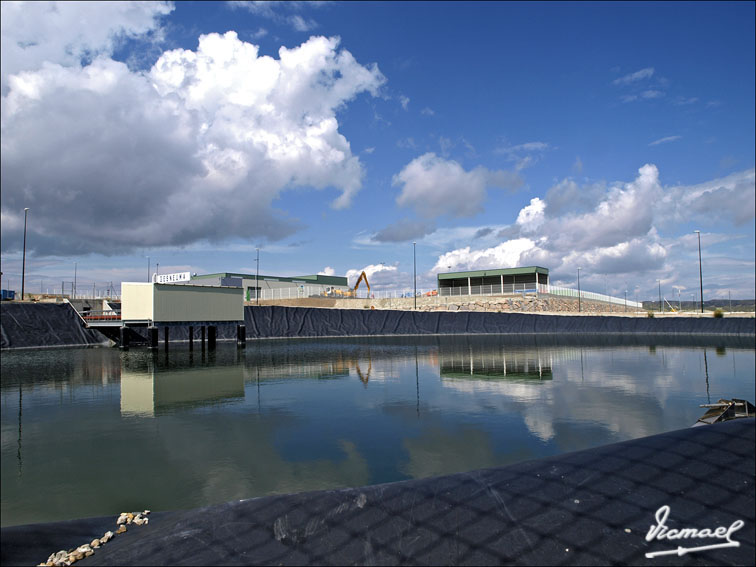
[645,505,745,558]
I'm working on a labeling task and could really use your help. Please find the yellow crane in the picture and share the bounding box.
[353,271,370,295]
[327,271,371,297]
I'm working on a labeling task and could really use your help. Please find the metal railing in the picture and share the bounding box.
[538,283,643,308]
[80,309,121,321]
[248,283,641,307]
[439,283,536,296]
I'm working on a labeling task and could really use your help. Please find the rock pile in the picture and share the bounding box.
[37,510,150,566]
[413,295,635,314]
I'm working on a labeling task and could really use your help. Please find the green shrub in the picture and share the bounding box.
[713,308,724,318]
[647,311,655,318]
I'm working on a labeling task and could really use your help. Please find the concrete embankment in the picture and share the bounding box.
[2,304,754,349]
[2,418,753,566]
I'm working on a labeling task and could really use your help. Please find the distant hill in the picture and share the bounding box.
[641,299,755,312]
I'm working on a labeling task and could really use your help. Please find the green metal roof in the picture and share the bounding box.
[437,266,549,280]
[192,272,348,286]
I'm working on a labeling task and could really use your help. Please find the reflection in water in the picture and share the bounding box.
[17,380,22,477]
[121,364,245,417]
[439,339,553,380]
[1,335,754,528]
[704,348,711,404]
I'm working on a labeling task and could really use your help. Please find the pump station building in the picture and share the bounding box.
[437,266,549,296]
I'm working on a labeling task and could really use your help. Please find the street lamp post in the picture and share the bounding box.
[657,279,662,313]
[146,256,150,283]
[413,242,417,310]
[694,230,703,313]
[624,289,627,312]
[577,267,582,313]
[74,262,77,300]
[255,248,260,306]
[21,208,29,300]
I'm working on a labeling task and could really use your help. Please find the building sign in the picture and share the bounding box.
[155,272,191,284]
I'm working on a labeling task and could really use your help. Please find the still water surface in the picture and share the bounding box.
[2,335,754,527]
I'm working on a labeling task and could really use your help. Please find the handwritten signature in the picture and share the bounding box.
[645,505,745,558]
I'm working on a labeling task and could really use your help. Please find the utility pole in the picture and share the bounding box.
[256,248,260,305]
[21,208,29,300]
[695,230,703,313]
[577,267,582,313]
[413,242,417,310]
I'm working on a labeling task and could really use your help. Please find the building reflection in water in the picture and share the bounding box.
[439,338,553,381]
[120,353,245,417]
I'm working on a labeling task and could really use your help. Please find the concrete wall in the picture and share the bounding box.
[121,283,153,321]
[256,294,648,313]
[257,294,746,315]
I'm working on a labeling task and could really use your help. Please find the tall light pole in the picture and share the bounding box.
[657,279,662,313]
[413,242,417,310]
[21,208,29,300]
[624,289,627,312]
[146,256,150,283]
[694,230,703,313]
[577,267,582,312]
[74,262,77,300]
[255,247,260,306]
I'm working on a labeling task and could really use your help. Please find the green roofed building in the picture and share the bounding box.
[189,272,349,301]
[437,266,549,297]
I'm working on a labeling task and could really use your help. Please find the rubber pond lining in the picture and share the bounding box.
[2,419,753,566]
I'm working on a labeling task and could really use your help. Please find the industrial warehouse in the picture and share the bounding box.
[171,271,350,300]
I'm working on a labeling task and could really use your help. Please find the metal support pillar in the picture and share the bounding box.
[149,326,158,350]
[188,326,194,350]
[164,326,169,350]
[208,326,216,350]
[237,324,246,348]
[201,326,206,350]
[119,326,130,350]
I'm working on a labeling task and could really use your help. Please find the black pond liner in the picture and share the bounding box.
[2,419,753,566]
[3,304,754,350]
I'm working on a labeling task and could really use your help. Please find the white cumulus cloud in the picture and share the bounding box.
[346,263,398,290]
[1,31,386,254]
[1,1,173,91]
[516,198,546,234]
[393,153,521,219]
[431,239,537,273]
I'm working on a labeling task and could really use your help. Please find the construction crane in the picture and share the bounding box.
[353,271,370,295]
[324,271,371,298]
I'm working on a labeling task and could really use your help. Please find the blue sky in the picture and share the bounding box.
[1,1,754,301]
